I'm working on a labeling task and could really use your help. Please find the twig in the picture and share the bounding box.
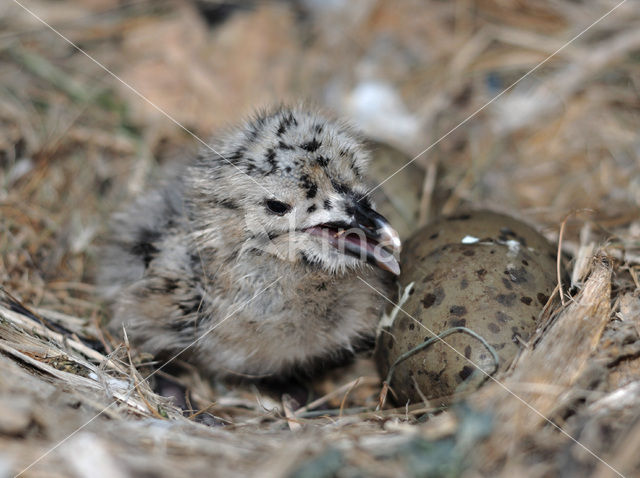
[339,377,361,418]
[557,214,569,306]
[0,303,120,369]
[294,377,379,416]
[417,160,438,227]
[282,394,303,432]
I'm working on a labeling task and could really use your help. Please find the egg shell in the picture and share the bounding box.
[375,211,560,405]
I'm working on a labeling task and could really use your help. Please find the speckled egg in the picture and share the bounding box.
[375,210,561,405]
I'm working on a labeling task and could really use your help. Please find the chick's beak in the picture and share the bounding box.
[304,201,402,275]
[353,202,402,251]
[349,202,401,275]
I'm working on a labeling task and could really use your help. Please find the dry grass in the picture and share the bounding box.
[1,0,639,476]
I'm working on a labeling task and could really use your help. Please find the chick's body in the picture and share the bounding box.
[100,107,399,378]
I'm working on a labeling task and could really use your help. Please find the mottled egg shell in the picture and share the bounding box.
[375,211,559,405]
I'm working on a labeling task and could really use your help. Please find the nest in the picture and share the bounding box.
[1,1,639,476]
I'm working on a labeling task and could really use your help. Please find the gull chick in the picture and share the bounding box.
[99,106,400,378]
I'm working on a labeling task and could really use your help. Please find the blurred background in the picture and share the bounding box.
[1,0,639,317]
[1,2,640,476]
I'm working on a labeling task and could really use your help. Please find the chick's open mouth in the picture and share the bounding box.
[304,223,401,275]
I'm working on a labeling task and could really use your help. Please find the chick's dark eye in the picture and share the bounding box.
[265,199,292,215]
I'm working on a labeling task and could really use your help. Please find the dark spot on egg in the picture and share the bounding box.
[488,323,501,334]
[496,293,517,306]
[449,305,467,316]
[421,273,435,283]
[464,345,472,358]
[520,296,533,305]
[476,268,487,280]
[459,366,474,380]
[537,292,550,305]
[500,227,516,237]
[422,287,445,309]
[495,311,512,323]
[463,249,475,257]
[451,318,466,327]
[506,266,528,284]
[448,214,471,221]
